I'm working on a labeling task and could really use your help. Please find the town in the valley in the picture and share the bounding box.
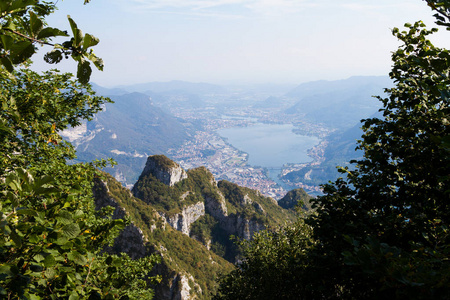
[168,103,328,199]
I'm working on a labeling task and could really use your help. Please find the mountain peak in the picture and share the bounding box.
[141,155,187,187]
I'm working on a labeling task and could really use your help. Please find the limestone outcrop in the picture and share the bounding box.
[142,155,187,186]
[160,201,205,236]
[92,155,297,300]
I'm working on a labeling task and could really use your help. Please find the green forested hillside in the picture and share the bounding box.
[89,153,298,299]
[285,76,391,129]
[278,188,313,211]
[94,173,235,299]
[131,156,296,263]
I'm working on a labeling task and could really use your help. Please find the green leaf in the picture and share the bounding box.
[0,57,14,73]
[5,191,19,207]
[43,49,63,64]
[56,211,73,225]
[69,292,79,300]
[6,178,22,193]
[10,229,22,247]
[34,253,45,263]
[37,27,68,40]
[77,58,92,84]
[44,267,56,279]
[89,55,104,71]
[67,15,83,47]
[61,223,80,239]
[0,265,12,276]
[43,254,56,267]
[9,41,35,64]
[33,185,59,196]
[35,175,55,187]
[83,33,99,49]
[29,234,39,243]
[17,209,38,217]
[0,34,14,50]
[29,11,43,37]
[3,0,38,12]
[73,210,84,219]
[67,251,87,265]
[28,294,41,300]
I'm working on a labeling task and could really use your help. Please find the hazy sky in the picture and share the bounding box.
[34,0,447,87]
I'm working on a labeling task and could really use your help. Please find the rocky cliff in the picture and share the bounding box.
[93,172,234,300]
[132,155,297,263]
[140,155,187,187]
[160,201,205,236]
[94,155,298,299]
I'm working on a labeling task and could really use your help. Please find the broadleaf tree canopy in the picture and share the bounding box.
[0,1,160,299]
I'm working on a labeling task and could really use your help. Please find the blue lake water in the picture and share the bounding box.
[218,123,320,169]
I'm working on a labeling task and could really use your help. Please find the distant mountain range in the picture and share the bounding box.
[116,80,226,95]
[285,76,392,129]
[68,76,393,192]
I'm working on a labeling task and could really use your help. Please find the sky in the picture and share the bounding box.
[33,0,448,87]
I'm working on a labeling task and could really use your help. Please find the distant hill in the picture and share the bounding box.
[63,92,196,185]
[90,82,129,96]
[285,76,392,130]
[117,80,226,95]
[286,76,392,99]
[278,188,313,211]
[280,77,393,188]
[252,96,286,109]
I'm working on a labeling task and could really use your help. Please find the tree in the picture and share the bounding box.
[216,4,449,299]
[0,1,160,299]
[308,20,449,298]
[424,0,450,29]
[214,219,316,300]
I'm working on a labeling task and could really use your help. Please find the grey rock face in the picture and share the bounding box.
[154,269,201,300]
[221,214,265,241]
[204,191,228,218]
[161,202,205,235]
[93,178,200,300]
[204,191,264,240]
[142,155,187,186]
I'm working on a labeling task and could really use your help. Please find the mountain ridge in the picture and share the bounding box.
[94,155,305,299]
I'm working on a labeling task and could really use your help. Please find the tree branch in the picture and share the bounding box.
[3,28,54,47]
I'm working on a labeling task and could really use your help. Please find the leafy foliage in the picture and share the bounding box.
[214,219,316,300]
[0,1,160,299]
[425,0,450,29]
[308,21,450,298]
[0,1,102,83]
[0,71,160,298]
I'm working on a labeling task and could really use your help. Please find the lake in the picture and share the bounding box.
[217,123,320,169]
